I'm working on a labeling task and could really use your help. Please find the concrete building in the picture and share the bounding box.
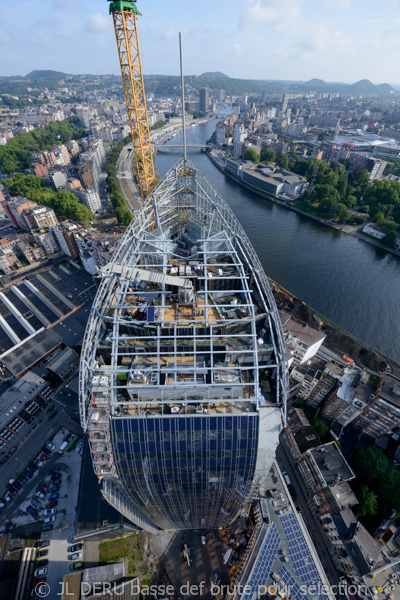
[0,372,50,451]
[281,93,289,113]
[53,223,80,259]
[46,347,80,381]
[240,165,309,199]
[52,144,71,166]
[77,187,101,213]
[283,317,326,366]
[4,199,38,229]
[362,223,385,240]
[33,230,59,255]
[51,171,68,190]
[199,87,209,112]
[352,373,400,439]
[22,206,58,231]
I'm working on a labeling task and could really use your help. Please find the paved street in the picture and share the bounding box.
[41,439,83,598]
[276,440,342,591]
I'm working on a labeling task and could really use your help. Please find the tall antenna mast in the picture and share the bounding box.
[179,32,187,161]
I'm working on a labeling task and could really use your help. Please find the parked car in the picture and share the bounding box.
[50,486,59,493]
[31,498,41,509]
[19,476,28,485]
[0,501,4,509]
[42,524,53,532]
[14,481,22,491]
[9,487,18,496]
[48,493,58,501]
[34,459,43,467]
[69,561,83,571]
[48,411,57,421]
[39,454,48,462]
[28,464,37,472]
[49,468,59,475]
[36,491,45,499]
[40,485,49,493]
[26,506,37,516]
[51,479,61,486]
[68,552,82,560]
[4,494,11,502]
[37,550,48,557]
[43,516,55,524]
[37,559,48,568]
[44,508,56,516]
[47,501,57,508]
[24,470,33,479]
[34,567,47,577]
[67,543,83,552]
[46,442,55,451]
[42,448,51,457]
[51,474,61,481]
[35,540,49,548]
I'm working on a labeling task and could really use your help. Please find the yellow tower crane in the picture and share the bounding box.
[108,1,155,201]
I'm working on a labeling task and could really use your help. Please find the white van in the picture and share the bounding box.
[59,441,68,454]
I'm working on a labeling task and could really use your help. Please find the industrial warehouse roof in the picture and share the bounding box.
[1,329,61,377]
[0,263,95,357]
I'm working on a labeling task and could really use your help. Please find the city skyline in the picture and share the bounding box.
[2,0,400,83]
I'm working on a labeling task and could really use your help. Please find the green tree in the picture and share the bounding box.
[346,195,357,208]
[351,446,390,485]
[260,148,276,164]
[312,417,330,438]
[276,153,289,170]
[244,149,260,164]
[337,203,351,223]
[356,484,378,517]
[383,230,397,247]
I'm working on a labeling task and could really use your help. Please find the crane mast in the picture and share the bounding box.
[108,1,155,201]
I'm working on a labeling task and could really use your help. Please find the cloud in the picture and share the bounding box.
[240,0,305,29]
[53,0,76,10]
[324,0,351,7]
[86,13,111,34]
[234,43,243,56]
[163,28,178,40]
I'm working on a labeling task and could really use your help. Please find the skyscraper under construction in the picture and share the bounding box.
[79,157,288,532]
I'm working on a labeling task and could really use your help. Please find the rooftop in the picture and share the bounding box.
[283,317,326,347]
[307,442,355,487]
[380,373,400,408]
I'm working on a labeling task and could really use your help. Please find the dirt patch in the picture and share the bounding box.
[99,532,153,581]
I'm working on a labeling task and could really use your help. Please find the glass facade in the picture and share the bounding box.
[112,413,259,530]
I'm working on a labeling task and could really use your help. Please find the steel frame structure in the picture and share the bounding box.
[111,7,155,201]
[80,157,288,527]
[80,157,288,429]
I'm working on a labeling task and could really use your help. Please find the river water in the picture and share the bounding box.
[156,118,400,364]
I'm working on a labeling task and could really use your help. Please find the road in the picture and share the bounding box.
[276,440,343,593]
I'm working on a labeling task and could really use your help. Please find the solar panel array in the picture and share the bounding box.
[241,523,281,600]
[278,566,308,600]
[280,513,329,600]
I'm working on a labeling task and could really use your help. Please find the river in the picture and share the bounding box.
[156,118,400,364]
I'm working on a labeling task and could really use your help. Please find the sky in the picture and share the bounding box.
[1,0,400,83]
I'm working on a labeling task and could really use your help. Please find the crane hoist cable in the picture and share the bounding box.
[108,1,156,202]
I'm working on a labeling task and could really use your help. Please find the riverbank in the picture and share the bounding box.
[207,150,400,259]
[269,281,400,376]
